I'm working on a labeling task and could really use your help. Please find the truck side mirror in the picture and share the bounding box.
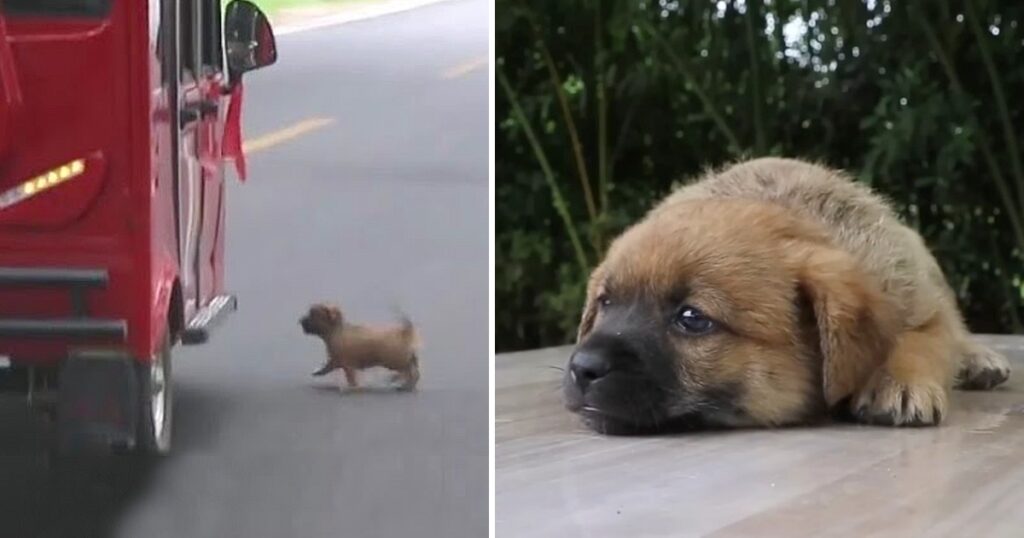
[224,0,278,82]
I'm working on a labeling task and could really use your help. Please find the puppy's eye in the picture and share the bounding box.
[597,294,612,308]
[673,306,715,335]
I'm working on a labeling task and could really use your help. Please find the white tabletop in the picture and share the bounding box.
[496,335,1024,538]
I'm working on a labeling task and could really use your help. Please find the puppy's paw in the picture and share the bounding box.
[956,345,1010,390]
[388,372,418,391]
[852,371,948,426]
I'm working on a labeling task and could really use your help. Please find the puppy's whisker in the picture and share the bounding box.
[545,365,566,372]
[646,399,662,430]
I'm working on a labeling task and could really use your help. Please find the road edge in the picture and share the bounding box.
[276,0,456,36]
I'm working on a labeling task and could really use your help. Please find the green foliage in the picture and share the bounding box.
[496,0,1024,352]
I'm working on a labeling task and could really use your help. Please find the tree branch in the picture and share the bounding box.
[965,0,1024,217]
[595,0,610,217]
[498,68,591,277]
[744,0,767,154]
[526,12,600,242]
[642,19,744,155]
[911,2,1024,250]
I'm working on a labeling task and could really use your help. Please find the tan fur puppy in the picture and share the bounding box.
[564,157,1009,434]
[300,304,420,391]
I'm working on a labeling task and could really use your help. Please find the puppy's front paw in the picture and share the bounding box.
[852,371,948,426]
[956,345,1010,390]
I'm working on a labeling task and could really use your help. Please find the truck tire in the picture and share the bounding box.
[135,330,173,454]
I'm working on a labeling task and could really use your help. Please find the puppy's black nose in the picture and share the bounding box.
[569,350,612,391]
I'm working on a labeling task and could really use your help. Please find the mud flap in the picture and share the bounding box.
[56,351,139,453]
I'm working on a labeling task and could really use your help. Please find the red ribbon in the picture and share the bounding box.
[221,81,247,181]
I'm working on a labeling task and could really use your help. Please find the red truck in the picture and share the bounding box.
[0,0,277,454]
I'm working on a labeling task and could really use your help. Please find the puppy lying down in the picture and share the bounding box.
[564,157,1010,434]
[300,304,420,391]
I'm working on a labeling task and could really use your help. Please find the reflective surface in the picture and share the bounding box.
[224,0,277,77]
[496,335,1024,538]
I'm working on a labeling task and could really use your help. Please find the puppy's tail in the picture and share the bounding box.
[391,306,422,350]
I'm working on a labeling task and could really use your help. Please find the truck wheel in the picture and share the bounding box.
[135,331,173,454]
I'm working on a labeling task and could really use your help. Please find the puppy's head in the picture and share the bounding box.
[300,303,344,337]
[564,199,896,434]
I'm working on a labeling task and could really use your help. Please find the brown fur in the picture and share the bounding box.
[300,303,421,391]
[566,157,1009,431]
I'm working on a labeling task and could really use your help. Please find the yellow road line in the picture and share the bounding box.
[441,56,488,80]
[243,117,336,154]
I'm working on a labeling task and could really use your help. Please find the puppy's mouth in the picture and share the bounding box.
[562,370,681,435]
[563,370,739,435]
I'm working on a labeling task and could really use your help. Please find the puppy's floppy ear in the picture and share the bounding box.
[326,305,342,324]
[576,266,605,342]
[310,303,329,314]
[796,244,896,408]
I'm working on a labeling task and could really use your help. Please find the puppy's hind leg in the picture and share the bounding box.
[955,339,1011,390]
[400,368,419,391]
[394,355,420,391]
[941,294,1011,390]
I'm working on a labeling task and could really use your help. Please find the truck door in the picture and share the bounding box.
[195,0,228,306]
[175,0,205,320]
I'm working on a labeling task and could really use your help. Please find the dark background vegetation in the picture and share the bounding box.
[496,0,1024,352]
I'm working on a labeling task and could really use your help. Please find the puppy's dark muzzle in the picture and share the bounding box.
[299,318,315,334]
[563,329,678,434]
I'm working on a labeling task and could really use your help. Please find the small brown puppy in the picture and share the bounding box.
[564,157,1010,434]
[300,304,420,391]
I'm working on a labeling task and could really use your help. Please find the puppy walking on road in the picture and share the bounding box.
[300,304,421,391]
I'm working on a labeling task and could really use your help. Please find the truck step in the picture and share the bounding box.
[181,294,237,345]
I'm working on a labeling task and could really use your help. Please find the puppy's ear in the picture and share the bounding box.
[796,245,896,408]
[311,303,329,314]
[326,306,342,324]
[576,266,605,342]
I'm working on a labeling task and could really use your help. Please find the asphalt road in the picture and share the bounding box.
[0,0,489,536]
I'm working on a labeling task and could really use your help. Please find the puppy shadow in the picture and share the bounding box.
[307,366,416,397]
[307,383,415,398]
